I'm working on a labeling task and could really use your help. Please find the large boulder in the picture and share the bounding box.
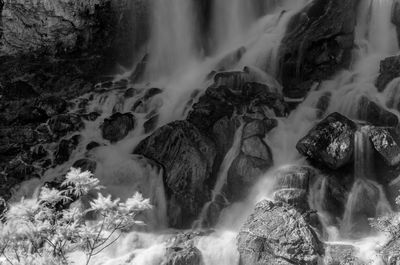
[237,200,323,265]
[134,121,217,228]
[101,112,136,143]
[48,114,84,137]
[381,238,400,265]
[279,0,357,98]
[324,243,365,265]
[162,232,206,265]
[376,55,400,92]
[367,126,400,167]
[357,96,398,127]
[296,112,357,169]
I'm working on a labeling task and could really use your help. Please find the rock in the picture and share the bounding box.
[0,0,148,58]
[72,159,97,173]
[163,231,209,265]
[35,96,67,116]
[227,154,273,202]
[316,92,332,118]
[242,118,277,139]
[324,243,365,265]
[17,106,48,124]
[101,112,136,143]
[367,126,400,167]
[357,96,398,127]
[48,114,84,137]
[273,165,314,191]
[86,141,100,151]
[237,200,323,265]
[0,126,38,159]
[132,88,163,113]
[1,81,39,99]
[381,238,400,265]
[279,0,357,98]
[54,135,80,165]
[241,137,272,161]
[296,112,357,169]
[376,55,400,92]
[134,121,217,228]
[163,246,203,265]
[82,112,101,121]
[187,70,286,133]
[273,188,309,210]
[143,115,158,134]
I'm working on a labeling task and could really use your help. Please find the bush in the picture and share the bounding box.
[0,168,151,265]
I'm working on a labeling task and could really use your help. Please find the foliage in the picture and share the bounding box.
[0,168,151,265]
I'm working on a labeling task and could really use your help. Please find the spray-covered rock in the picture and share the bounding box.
[296,112,357,169]
[376,55,400,92]
[237,200,323,265]
[324,243,365,265]
[134,121,217,228]
[279,0,358,98]
[367,126,400,167]
[357,96,398,127]
[101,112,136,143]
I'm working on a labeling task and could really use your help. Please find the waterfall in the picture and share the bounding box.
[29,0,400,263]
[339,128,392,238]
[145,0,200,79]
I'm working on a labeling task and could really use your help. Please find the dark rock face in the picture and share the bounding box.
[382,238,400,265]
[54,135,80,165]
[296,112,357,169]
[376,56,400,92]
[324,243,365,265]
[163,231,208,265]
[272,165,315,211]
[279,0,357,98]
[357,96,398,127]
[134,121,217,228]
[48,114,84,138]
[101,112,136,143]
[367,126,400,167]
[237,200,323,265]
[0,0,148,59]
[35,96,67,116]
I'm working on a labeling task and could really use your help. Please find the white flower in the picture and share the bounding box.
[39,186,66,204]
[90,193,120,212]
[62,167,102,197]
[6,198,39,220]
[123,192,152,212]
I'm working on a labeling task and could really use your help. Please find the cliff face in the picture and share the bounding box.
[0,0,149,62]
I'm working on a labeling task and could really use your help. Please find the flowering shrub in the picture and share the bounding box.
[0,168,151,265]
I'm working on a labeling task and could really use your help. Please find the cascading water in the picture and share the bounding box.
[11,0,400,264]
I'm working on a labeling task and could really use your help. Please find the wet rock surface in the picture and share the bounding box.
[357,96,398,127]
[101,112,136,143]
[134,121,217,228]
[237,200,323,265]
[324,243,365,265]
[376,55,400,92]
[279,0,358,98]
[367,126,400,167]
[296,112,357,169]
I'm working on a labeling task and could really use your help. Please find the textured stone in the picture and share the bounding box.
[279,0,358,98]
[237,200,323,265]
[367,126,400,167]
[101,112,136,143]
[296,112,357,169]
[134,121,217,228]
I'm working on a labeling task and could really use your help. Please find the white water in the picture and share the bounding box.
[10,0,400,264]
